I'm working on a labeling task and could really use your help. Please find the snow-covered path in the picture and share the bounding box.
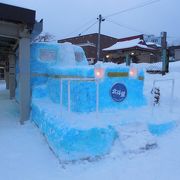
[0,80,63,180]
[1,60,180,180]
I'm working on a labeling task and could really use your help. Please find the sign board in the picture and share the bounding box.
[110,83,127,102]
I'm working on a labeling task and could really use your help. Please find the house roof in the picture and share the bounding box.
[0,3,42,55]
[0,3,35,29]
[117,34,143,42]
[146,42,161,48]
[103,37,154,51]
[58,33,118,44]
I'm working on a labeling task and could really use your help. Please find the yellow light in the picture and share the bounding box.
[106,55,110,58]
[94,68,105,79]
[129,68,138,78]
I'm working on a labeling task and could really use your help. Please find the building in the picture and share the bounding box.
[59,33,162,65]
[169,45,180,61]
[103,35,161,64]
[58,33,118,64]
[0,3,42,123]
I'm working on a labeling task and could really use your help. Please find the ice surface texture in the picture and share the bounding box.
[148,121,177,136]
[18,42,146,160]
[31,101,117,161]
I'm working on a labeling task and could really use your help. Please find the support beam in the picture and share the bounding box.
[0,3,39,125]
[19,34,30,124]
[4,60,9,89]
[9,54,16,99]
[0,21,19,39]
[125,54,130,66]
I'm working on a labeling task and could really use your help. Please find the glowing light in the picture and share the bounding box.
[131,52,135,55]
[129,68,138,78]
[106,55,110,58]
[94,68,105,79]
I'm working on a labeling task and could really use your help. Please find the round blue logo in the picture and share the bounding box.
[110,83,127,102]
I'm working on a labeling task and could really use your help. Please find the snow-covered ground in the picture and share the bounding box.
[1,62,180,180]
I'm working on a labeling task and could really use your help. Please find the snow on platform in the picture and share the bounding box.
[0,80,63,180]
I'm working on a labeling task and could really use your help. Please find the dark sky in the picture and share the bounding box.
[1,0,180,43]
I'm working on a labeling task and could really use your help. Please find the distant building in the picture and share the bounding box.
[103,34,161,64]
[58,33,118,64]
[169,45,180,61]
[58,33,162,64]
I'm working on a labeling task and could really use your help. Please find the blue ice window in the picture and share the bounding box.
[39,49,57,62]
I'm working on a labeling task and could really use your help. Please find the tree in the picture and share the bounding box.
[33,32,55,42]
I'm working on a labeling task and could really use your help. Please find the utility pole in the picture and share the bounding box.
[161,31,168,75]
[97,14,105,62]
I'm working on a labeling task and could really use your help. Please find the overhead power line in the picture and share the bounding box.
[78,20,98,36]
[105,0,160,18]
[63,0,160,39]
[106,19,150,34]
[64,18,97,38]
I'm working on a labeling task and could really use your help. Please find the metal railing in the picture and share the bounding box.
[152,78,175,113]
[59,77,100,117]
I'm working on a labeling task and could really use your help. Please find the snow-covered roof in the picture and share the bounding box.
[146,42,161,47]
[76,42,96,47]
[103,38,153,51]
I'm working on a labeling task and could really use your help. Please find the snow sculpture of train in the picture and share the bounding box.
[16,42,147,162]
